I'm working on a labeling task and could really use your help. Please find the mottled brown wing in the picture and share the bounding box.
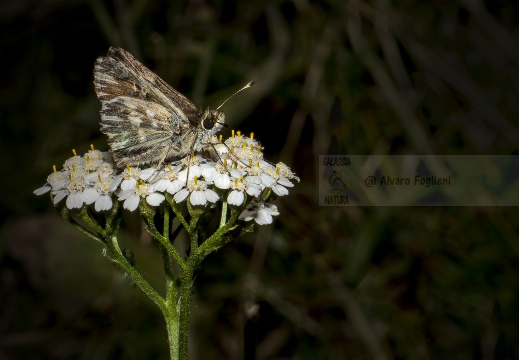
[93,47,199,168]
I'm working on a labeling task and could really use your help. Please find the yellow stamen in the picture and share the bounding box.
[257,145,261,152]
[98,174,102,182]
[219,135,222,142]
[234,178,239,186]
[86,155,90,164]
[53,165,57,173]
[240,176,244,182]
[224,159,228,167]
[249,158,252,167]
[250,144,254,151]
[276,167,280,175]
[167,164,173,172]
[250,132,254,139]
[256,161,260,167]
[126,164,131,172]
[237,130,241,137]
[242,143,246,150]
[139,180,145,185]
[194,176,198,185]
[230,146,235,153]
[90,144,95,151]
[72,164,76,172]
[72,149,77,156]
[68,173,71,180]
[232,129,235,137]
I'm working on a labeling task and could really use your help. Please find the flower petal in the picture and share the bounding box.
[246,186,261,197]
[146,193,165,206]
[121,178,137,191]
[204,189,219,203]
[228,190,244,206]
[53,190,67,204]
[123,195,140,211]
[190,190,206,206]
[271,184,289,196]
[66,193,84,209]
[117,189,134,201]
[214,174,231,189]
[167,180,184,195]
[153,179,170,192]
[277,177,294,187]
[174,189,189,203]
[201,166,217,181]
[109,176,123,192]
[34,185,51,195]
[82,188,99,205]
[255,209,273,225]
[51,179,67,190]
[140,168,155,181]
[260,173,276,187]
[229,169,246,178]
[95,195,112,212]
[265,203,280,216]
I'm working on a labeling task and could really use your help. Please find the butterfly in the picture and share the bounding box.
[93,47,252,169]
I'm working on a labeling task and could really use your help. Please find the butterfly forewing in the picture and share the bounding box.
[94,47,200,168]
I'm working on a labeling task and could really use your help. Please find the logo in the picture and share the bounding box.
[94,47,252,169]
[323,169,352,193]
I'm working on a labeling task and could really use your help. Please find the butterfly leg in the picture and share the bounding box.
[146,145,172,183]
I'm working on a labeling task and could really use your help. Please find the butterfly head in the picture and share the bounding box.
[201,109,225,134]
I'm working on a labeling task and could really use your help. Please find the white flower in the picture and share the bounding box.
[201,162,243,190]
[49,167,88,209]
[224,131,259,149]
[177,165,203,182]
[120,165,141,191]
[275,162,300,182]
[34,167,69,196]
[64,176,87,209]
[63,154,85,172]
[81,174,116,212]
[227,177,261,206]
[83,149,105,172]
[239,200,279,225]
[261,164,294,196]
[173,176,219,205]
[152,166,184,195]
[118,180,165,211]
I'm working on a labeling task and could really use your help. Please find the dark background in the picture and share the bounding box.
[2,0,519,359]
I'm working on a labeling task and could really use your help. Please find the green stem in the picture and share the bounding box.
[164,306,180,360]
[60,207,105,245]
[166,195,192,238]
[145,220,186,270]
[161,206,181,360]
[106,234,166,313]
[105,199,120,230]
[197,210,240,262]
[79,207,106,237]
[220,200,228,228]
[72,222,105,245]
[178,260,195,360]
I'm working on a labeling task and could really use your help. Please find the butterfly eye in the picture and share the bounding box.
[203,117,215,130]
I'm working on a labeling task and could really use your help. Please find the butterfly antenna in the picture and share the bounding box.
[216,81,254,110]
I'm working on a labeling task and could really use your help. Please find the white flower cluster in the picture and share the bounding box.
[35,133,299,225]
